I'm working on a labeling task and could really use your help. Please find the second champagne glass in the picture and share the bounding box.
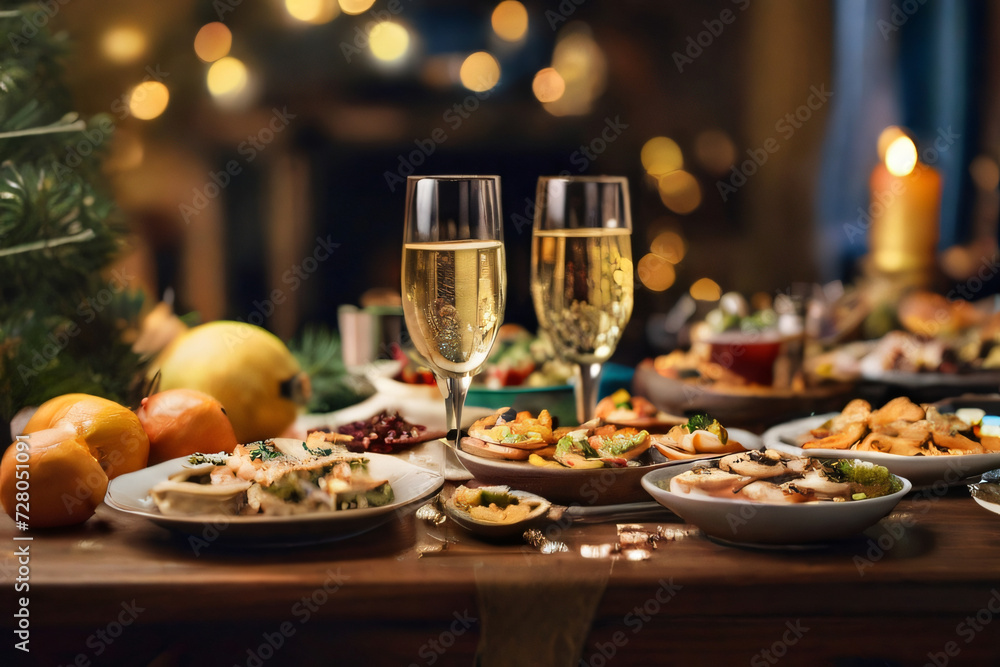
[530,176,634,424]
[401,175,506,444]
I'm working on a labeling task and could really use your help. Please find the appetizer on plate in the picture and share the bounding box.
[151,433,394,517]
[594,389,685,428]
[666,449,903,503]
[459,407,652,469]
[449,485,546,525]
[800,396,1000,456]
[649,414,747,461]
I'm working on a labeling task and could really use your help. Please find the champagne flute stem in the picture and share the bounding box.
[444,375,473,447]
[574,362,603,424]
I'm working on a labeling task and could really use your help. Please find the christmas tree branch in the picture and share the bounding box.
[0,118,86,140]
[0,228,96,257]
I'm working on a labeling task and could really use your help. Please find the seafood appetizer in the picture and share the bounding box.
[800,397,1000,456]
[150,433,394,516]
[449,485,544,525]
[650,414,747,461]
[460,407,651,469]
[666,449,903,503]
[594,389,675,424]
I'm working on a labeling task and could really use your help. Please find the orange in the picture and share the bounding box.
[1,426,109,528]
[24,393,149,479]
[137,388,238,465]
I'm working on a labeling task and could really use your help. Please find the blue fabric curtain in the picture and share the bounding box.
[815,0,984,282]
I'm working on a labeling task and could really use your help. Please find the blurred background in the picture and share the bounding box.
[50,0,1000,365]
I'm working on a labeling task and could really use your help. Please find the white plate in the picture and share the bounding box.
[648,428,763,465]
[105,451,444,546]
[762,414,1000,488]
[641,463,911,546]
[973,495,1000,516]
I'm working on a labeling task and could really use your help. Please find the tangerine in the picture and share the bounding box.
[24,393,149,479]
[137,389,239,464]
[1,425,109,528]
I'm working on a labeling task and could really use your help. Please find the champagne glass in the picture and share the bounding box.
[401,175,506,444]
[530,176,634,424]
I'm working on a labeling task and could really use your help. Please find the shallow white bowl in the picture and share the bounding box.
[763,413,1000,488]
[640,463,911,546]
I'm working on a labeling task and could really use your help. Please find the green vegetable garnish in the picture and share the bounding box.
[246,440,282,462]
[685,413,728,445]
[187,452,230,466]
[824,459,902,499]
[302,441,333,457]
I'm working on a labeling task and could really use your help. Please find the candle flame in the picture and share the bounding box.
[885,136,917,177]
[877,126,907,162]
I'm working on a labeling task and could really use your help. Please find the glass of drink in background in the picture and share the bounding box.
[401,175,506,444]
[530,176,634,424]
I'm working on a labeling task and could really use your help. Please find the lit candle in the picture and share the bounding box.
[868,132,943,274]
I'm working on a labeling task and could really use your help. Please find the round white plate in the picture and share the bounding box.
[762,413,1000,488]
[641,463,911,546]
[105,452,444,546]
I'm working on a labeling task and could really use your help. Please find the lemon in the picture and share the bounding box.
[148,321,309,443]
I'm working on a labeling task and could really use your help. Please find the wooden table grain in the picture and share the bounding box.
[3,485,1000,667]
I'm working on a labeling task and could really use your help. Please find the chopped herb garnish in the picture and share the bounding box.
[186,452,230,466]
[246,440,282,462]
[302,441,333,457]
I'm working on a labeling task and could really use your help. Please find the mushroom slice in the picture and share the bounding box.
[869,396,925,428]
[802,420,868,450]
[856,432,938,456]
[931,431,984,454]
[783,470,851,501]
[151,465,252,516]
[831,399,873,431]
[669,467,751,496]
[738,480,792,503]
[719,449,787,478]
[979,436,1000,453]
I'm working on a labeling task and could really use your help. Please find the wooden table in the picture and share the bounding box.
[3,484,1000,667]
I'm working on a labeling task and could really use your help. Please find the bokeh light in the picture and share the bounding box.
[694,129,737,175]
[650,230,686,264]
[207,56,248,98]
[641,136,683,176]
[492,1,528,42]
[690,278,722,301]
[106,128,144,171]
[460,52,501,92]
[657,170,702,214]
[370,22,409,62]
[532,68,565,103]
[885,135,917,177]
[128,81,169,120]
[285,0,340,24]
[877,126,908,163]
[638,253,676,292]
[543,26,606,116]
[969,155,1000,191]
[338,0,375,15]
[101,26,146,64]
[194,23,232,63]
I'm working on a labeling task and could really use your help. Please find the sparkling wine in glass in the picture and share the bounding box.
[530,176,634,424]
[401,175,505,443]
